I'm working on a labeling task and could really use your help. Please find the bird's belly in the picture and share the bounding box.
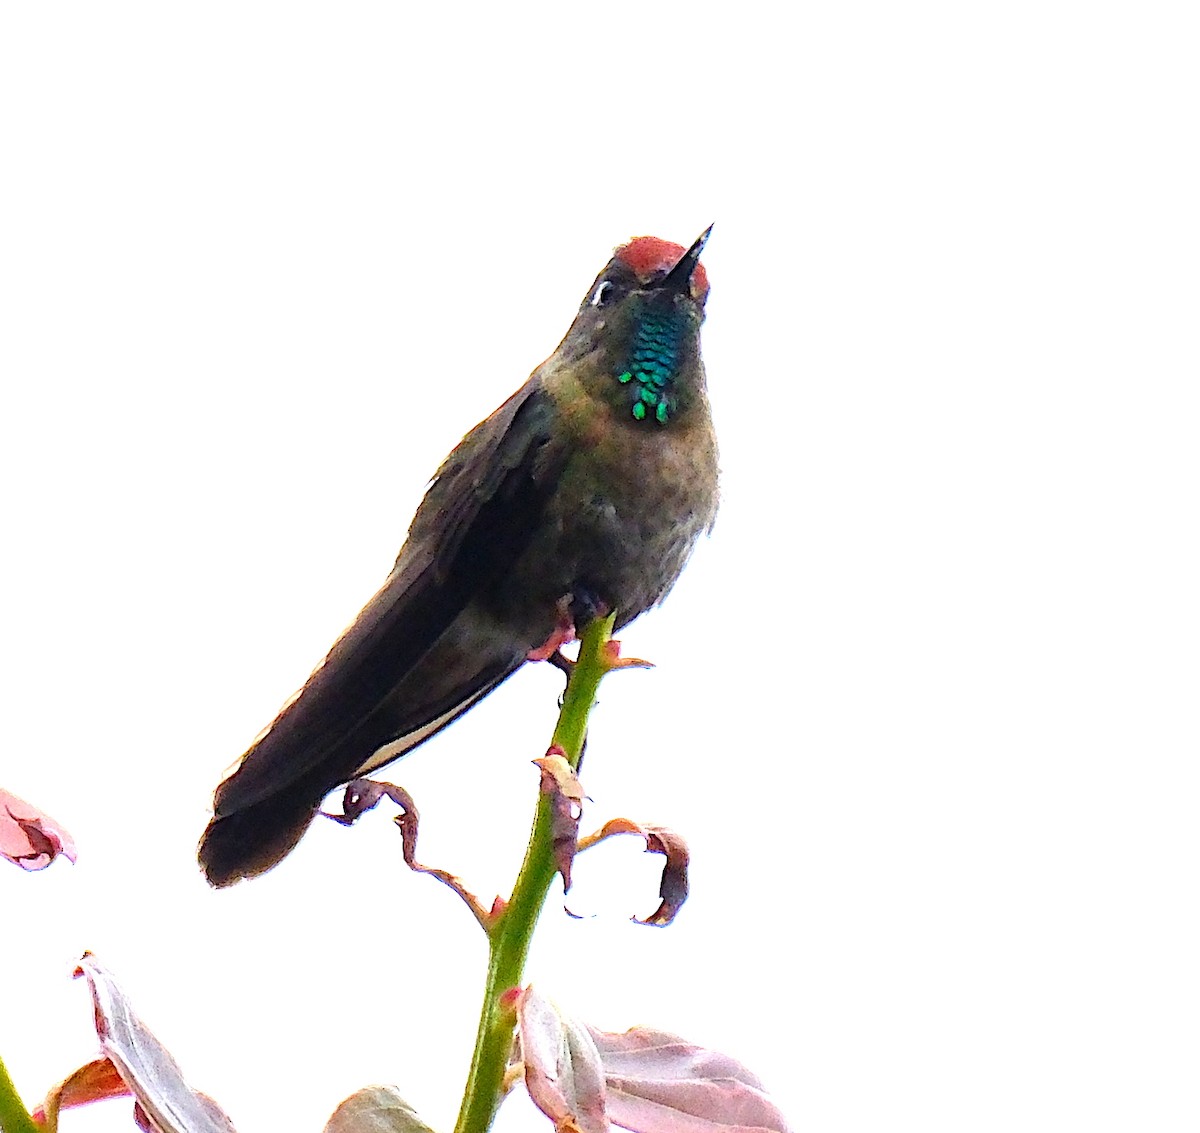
[488,430,717,640]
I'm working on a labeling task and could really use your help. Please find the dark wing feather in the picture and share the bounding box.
[199,378,565,883]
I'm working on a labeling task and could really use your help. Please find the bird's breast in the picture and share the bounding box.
[491,393,718,639]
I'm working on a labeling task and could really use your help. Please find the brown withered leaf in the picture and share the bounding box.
[328,779,492,928]
[578,819,689,926]
[0,788,76,871]
[534,748,585,892]
[326,779,421,864]
[36,1057,130,1128]
[517,986,608,1133]
[323,1086,438,1133]
[588,1025,792,1133]
[73,953,237,1133]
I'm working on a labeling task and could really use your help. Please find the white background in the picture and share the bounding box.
[1,4,1197,1131]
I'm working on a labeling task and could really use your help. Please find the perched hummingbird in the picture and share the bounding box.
[199,228,719,886]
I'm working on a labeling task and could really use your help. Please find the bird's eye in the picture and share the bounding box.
[590,280,613,307]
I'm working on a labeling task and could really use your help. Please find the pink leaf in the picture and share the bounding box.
[74,953,237,1132]
[589,1026,792,1133]
[518,986,609,1132]
[323,1086,438,1133]
[0,788,76,870]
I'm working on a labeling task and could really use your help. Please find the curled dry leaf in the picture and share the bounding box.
[534,748,585,892]
[578,819,690,926]
[0,788,76,871]
[325,779,421,864]
[517,986,608,1133]
[328,779,493,928]
[73,953,236,1133]
[35,1057,130,1128]
[589,1025,792,1133]
[323,1086,437,1133]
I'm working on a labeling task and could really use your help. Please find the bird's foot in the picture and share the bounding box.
[569,587,610,630]
[527,592,653,675]
[527,598,576,662]
[526,590,611,662]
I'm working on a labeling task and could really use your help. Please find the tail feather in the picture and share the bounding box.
[199,789,318,887]
[198,649,524,887]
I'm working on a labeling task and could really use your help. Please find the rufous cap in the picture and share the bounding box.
[615,236,710,300]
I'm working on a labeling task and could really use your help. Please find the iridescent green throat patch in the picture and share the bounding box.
[616,301,688,424]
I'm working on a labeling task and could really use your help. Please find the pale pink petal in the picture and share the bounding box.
[74,953,237,1132]
[323,1085,437,1132]
[519,986,609,1132]
[0,788,76,870]
[589,1026,792,1133]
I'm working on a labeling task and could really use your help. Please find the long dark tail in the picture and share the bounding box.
[196,657,516,888]
[196,555,531,887]
[199,785,323,887]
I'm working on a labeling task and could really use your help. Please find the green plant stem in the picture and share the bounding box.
[0,1053,40,1133]
[454,613,616,1133]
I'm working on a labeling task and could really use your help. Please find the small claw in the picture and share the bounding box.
[526,630,574,662]
[527,591,618,662]
[527,597,577,661]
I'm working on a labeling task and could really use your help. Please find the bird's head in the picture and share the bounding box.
[557,226,714,426]
[590,227,712,311]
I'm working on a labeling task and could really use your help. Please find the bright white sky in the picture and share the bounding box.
[1,4,1197,1131]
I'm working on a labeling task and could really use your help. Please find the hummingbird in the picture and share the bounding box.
[198,227,719,886]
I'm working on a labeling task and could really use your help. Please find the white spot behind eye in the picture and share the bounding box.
[590,280,612,307]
